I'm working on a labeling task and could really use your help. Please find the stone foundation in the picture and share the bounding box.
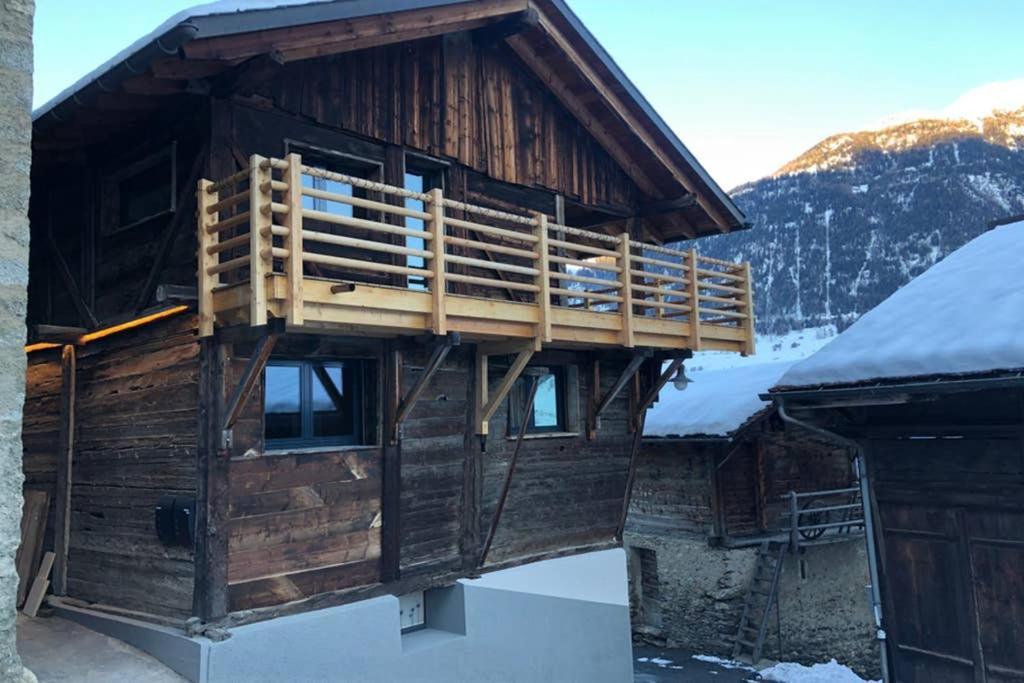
[625,532,879,678]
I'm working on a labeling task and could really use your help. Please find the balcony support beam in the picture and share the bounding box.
[390,332,461,444]
[475,342,535,436]
[588,349,652,440]
[221,323,281,441]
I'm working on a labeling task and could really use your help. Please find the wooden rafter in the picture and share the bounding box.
[183,0,529,62]
[390,332,461,443]
[521,10,735,232]
[45,229,98,328]
[53,345,76,595]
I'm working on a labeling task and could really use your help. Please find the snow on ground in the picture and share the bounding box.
[691,655,756,671]
[759,659,880,683]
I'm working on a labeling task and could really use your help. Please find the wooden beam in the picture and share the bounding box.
[533,212,552,345]
[615,410,647,542]
[45,229,98,328]
[460,348,483,572]
[52,345,76,596]
[380,343,402,583]
[428,187,447,334]
[618,233,635,348]
[638,194,697,217]
[194,338,228,621]
[479,369,544,566]
[209,53,285,98]
[390,332,460,443]
[588,350,651,437]
[31,325,85,344]
[636,356,688,417]
[184,0,529,62]
[476,344,535,435]
[135,147,207,313]
[222,328,279,434]
[471,7,539,46]
[531,10,735,232]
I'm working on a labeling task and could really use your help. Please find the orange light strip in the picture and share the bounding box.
[79,305,189,343]
[24,342,61,353]
[25,305,190,353]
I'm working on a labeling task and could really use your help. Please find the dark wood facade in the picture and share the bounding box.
[785,385,1024,683]
[630,415,854,544]
[24,2,743,626]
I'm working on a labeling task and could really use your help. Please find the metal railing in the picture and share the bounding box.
[197,153,756,351]
[780,486,865,550]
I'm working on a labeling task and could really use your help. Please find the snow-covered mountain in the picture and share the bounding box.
[690,99,1024,336]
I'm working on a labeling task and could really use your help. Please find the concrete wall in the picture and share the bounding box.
[0,1,34,681]
[57,549,634,683]
[625,533,878,678]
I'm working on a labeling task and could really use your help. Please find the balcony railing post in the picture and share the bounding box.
[533,212,552,346]
[742,261,756,356]
[618,233,634,348]
[249,155,270,327]
[283,153,304,326]
[688,248,702,351]
[428,187,447,335]
[198,179,218,338]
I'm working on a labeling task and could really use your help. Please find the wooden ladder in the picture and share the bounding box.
[731,540,786,664]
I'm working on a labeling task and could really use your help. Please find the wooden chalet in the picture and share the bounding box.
[769,221,1024,683]
[22,0,755,652]
[626,361,874,670]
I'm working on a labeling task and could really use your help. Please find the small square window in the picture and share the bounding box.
[102,143,176,234]
[508,367,568,435]
[264,360,364,448]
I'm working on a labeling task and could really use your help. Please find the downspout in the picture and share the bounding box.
[776,403,891,683]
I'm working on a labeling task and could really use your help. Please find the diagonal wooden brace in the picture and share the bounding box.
[588,349,652,438]
[475,342,535,435]
[390,332,461,443]
[220,323,281,449]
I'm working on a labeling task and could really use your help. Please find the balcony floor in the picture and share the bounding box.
[211,274,751,353]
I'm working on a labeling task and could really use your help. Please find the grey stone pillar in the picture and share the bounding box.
[0,1,36,681]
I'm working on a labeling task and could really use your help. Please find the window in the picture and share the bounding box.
[403,159,445,291]
[264,360,363,448]
[102,142,176,234]
[508,367,573,435]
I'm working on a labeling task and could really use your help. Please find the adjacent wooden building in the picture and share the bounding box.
[770,221,1024,683]
[626,361,876,672]
[23,0,754,653]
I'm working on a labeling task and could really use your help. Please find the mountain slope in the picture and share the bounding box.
[691,106,1024,335]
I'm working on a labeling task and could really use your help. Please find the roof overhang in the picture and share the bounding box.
[33,0,746,240]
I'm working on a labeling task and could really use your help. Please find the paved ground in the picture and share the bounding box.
[17,614,185,683]
[634,645,760,683]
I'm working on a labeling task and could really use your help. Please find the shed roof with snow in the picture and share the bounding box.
[644,361,795,439]
[774,220,1024,391]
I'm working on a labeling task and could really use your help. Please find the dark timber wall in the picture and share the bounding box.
[22,315,199,618]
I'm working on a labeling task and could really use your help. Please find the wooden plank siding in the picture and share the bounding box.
[20,315,201,618]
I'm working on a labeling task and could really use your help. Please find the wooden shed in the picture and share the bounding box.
[21,1,755,679]
[625,361,876,671]
[769,220,1024,683]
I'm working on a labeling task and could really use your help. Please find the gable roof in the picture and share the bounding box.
[774,221,1024,392]
[33,0,746,239]
[645,361,795,439]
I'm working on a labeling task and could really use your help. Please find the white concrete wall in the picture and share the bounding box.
[56,549,634,682]
[206,549,633,683]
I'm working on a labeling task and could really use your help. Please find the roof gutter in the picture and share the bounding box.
[776,404,891,683]
[34,22,200,131]
[764,370,1024,407]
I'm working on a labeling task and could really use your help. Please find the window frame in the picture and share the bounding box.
[403,155,447,291]
[507,366,576,436]
[263,359,364,450]
[101,141,177,234]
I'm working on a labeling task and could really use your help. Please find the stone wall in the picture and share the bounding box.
[625,532,879,678]
[0,0,34,680]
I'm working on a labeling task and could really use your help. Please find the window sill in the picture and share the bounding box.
[504,432,580,441]
[254,444,380,458]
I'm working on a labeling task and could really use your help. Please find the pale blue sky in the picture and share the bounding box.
[33,0,1024,188]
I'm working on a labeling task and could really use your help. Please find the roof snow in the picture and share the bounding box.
[776,220,1024,390]
[644,361,794,439]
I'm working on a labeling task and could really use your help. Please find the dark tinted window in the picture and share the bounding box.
[264,360,362,447]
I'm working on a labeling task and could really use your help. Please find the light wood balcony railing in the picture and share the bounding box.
[197,153,755,354]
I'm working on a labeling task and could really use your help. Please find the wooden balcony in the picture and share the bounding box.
[197,154,756,354]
